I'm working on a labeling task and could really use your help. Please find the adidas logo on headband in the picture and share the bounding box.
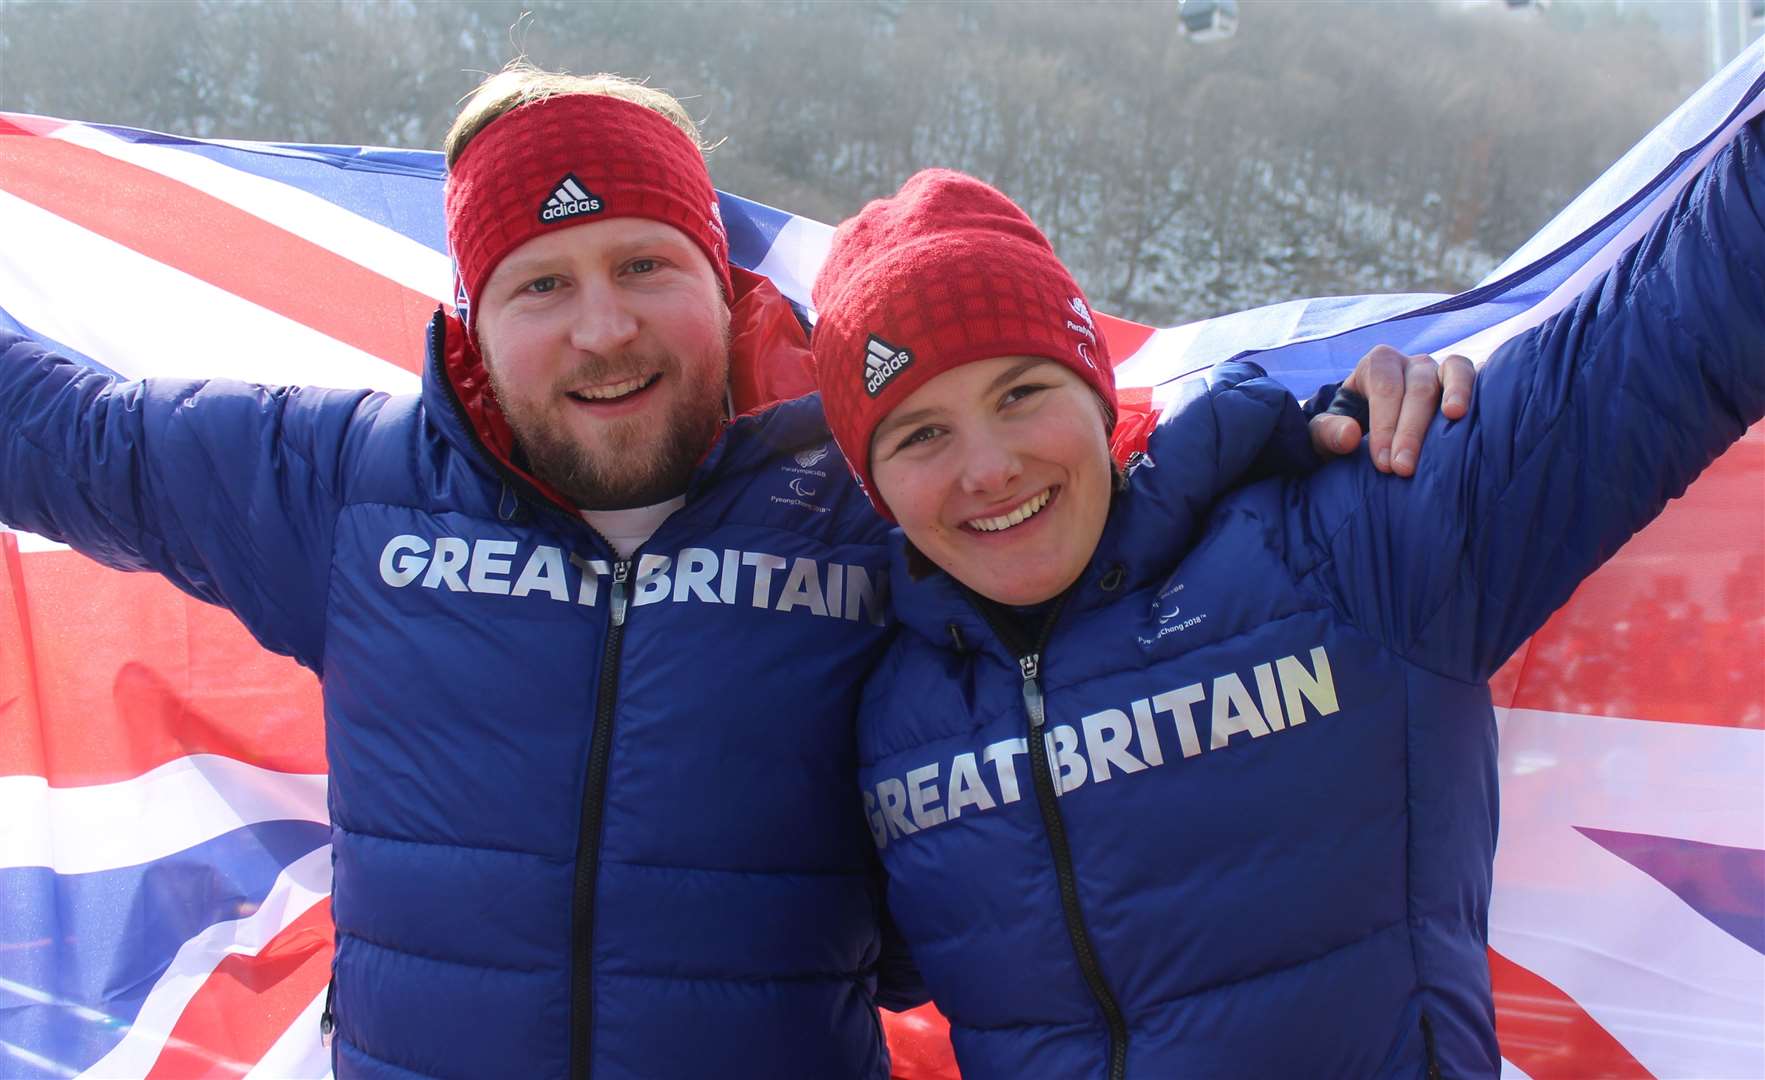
[539,173,604,223]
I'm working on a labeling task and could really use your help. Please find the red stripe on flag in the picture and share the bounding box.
[882,1004,960,1080]
[0,533,48,777]
[0,131,430,373]
[0,548,324,784]
[144,897,335,1080]
[1490,946,1654,1079]
[0,112,69,137]
[1099,312,1156,366]
[1490,424,1764,728]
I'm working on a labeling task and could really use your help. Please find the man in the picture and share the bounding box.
[0,64,1462,1078]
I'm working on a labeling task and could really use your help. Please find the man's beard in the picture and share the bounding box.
[485,330,731,511]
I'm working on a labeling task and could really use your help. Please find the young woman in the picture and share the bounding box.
[809,134,1764,1079]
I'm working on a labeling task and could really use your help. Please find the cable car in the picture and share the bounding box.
[1178,0,1238,43]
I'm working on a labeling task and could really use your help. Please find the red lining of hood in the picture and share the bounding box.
[439,313,574,509]
[1109,385,1157,464]
[726,267,817,416]
[440,266,816,512]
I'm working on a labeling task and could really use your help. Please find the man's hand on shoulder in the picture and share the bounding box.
[1309,344,1476,476]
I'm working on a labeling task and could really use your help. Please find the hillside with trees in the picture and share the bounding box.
[0,0,1703,323]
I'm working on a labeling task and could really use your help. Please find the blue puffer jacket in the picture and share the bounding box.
[858,117,1765,1077]
[0,276,912,1079]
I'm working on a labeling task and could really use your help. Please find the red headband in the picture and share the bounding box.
[444,93,733,325]
[811,168,1115,518]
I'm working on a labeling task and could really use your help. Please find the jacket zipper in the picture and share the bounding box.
[429,312,681,1077]
[1419,1011,1443,1080]
[430,312,573,523]
[570,557,631,1079]
[969,594,1129,1080]
[319,976,335,1047]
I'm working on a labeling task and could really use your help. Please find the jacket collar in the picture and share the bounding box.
[421,266,820,514]
[890,361,1320,661]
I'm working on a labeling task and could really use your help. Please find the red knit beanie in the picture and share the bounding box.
[810,169,1115,516]
[445,93,732,327]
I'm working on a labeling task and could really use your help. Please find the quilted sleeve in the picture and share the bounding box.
[0,332,378,671]
[1300,113,1765,682]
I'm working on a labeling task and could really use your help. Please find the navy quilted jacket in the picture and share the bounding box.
[0,278,910,1078]
[858,115,1765,1078]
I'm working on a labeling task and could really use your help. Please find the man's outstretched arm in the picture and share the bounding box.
[0,332,376,670]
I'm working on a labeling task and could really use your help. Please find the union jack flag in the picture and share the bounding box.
[1,45,1760,1080]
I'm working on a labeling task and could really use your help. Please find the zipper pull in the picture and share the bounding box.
[1019,653,1047,729]
[610,560,631,627]
[319,976,335,1047]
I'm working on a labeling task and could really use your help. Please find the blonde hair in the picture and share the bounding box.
[444,61,706,168]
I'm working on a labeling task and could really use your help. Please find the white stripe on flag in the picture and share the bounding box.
[1446,94,1765,367]
[1490,708,1765,1078]
[49,123,454,302]
[1109,322,1211,403]
[751,211,834,317]
[1484,42,1765,285]
[77,847,333,1080]
[0,187,419,392]
[0,1032,77,1079]
[241,991,333,1080]
[2,525,68,553]
[0,755,328,874]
